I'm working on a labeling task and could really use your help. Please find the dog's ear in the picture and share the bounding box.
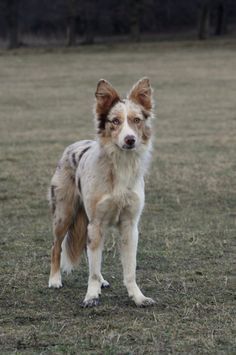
[128,77,153,111]
[95,79,120,116]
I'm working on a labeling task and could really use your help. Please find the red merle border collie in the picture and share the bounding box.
[48,78,155,307]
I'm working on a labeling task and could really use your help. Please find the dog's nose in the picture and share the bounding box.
[124,135,136,147]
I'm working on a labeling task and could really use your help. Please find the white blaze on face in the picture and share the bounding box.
[118,103,138,150]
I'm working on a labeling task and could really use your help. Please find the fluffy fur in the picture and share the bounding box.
[48,78,155,307]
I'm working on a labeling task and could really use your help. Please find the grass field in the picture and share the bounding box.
[0,39,235,354]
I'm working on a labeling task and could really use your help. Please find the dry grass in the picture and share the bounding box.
[0,39,235,354]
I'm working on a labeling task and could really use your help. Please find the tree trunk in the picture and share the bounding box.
[6,0,19,49]
[67,0,76,46]
[130,0,141,42]
[198,1,210,40]
[215,1,227,35]
[84,1,94,44]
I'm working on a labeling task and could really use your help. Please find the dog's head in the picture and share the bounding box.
[94,78,153,152]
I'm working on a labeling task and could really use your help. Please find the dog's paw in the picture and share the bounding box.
[101,280,110,289]
[135,297,156,307]
[48,272,62,288]
[82,298,99,308]
[48,280,63,288]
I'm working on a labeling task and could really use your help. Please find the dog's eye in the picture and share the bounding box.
[134,117,141,124]
[112,118,120,125]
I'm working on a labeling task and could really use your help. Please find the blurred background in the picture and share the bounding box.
[1,1,236,353]
[0,0,236,49]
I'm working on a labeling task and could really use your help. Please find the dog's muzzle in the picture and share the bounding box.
[123,135,136,150]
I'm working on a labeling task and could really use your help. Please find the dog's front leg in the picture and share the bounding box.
[82,223,104,307]
[119,221,155,307]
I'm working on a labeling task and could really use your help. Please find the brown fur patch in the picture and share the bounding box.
[141,109,150,119]
[50,185,57,214]
[126,111,151,145]
[95,79,120,115]
[97,113,108,132]
[95,79,121,132]
[50,239,63,276]
[65,203,88,264]
[128,78,153,111]
[50,193,75,277]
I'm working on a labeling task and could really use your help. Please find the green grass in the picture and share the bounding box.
[0,39,235,354]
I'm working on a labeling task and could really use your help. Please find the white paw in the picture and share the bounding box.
[134,296,155,307]
[48,272,62,288]
[82,297,99,308]
[101,279,110,289]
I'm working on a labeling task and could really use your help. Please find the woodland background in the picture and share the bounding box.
[0,0,236,48]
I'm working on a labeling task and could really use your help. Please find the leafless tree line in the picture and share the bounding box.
[0,0,233,49]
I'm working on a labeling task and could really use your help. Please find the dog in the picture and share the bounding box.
[48,78,155,307]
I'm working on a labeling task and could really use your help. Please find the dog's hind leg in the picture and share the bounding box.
[49,219,70,288]
[48,176,76,288]
[49,236,65,288]
[49,206,72,288]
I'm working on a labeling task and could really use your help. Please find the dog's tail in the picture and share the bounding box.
[61,201,88,273]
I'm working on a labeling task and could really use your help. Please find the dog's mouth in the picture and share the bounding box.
[121,144,136,151]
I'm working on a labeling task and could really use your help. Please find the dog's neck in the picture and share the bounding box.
[100,141,151,192]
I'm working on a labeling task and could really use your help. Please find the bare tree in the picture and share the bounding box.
[5,0,20,49]
[215,0,227,35]
[66,0,77,46]
[84,0,95,44]
[129,0,141,42]
[198,0,211,40]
